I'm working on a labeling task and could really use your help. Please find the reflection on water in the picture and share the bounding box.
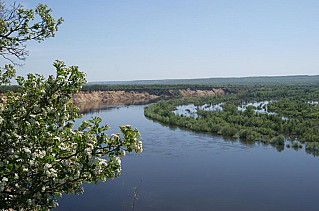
[76,103,119,114]
[56,105,319,211]
[75,99,159,114]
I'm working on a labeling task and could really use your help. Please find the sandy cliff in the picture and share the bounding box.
[72,88,225,105]
[177,88,225,98]
[71,91,160,105]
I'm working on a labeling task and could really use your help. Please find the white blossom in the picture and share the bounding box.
[23,147,31,155]
[133,141,143,153]
[114,156,121,166]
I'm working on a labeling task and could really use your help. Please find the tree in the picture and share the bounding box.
[0,1,63,64]
[0,2,143,210]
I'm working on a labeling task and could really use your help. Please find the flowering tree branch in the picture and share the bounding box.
[0,61,143,209]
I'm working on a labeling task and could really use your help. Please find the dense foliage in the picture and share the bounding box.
[145,85,319,156]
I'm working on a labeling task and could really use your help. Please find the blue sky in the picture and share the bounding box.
[2,0,319,82]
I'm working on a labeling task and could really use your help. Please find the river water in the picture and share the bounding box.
[56,104,319,211]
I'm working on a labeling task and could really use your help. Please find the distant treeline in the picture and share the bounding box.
[89,75,319,86]
[2,75,318,94]
[2,80,319,99]
[0,85,19,93]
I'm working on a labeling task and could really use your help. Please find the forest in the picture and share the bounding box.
[144,84,319,156]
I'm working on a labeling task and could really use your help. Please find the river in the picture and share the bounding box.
[55,104,319,211]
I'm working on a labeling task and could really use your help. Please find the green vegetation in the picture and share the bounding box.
[0,85,19,93]
[144,84,319,156]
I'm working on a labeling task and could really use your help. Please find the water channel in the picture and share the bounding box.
[55,104,319,211]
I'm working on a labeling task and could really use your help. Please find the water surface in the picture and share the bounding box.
[56,105,319,211]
